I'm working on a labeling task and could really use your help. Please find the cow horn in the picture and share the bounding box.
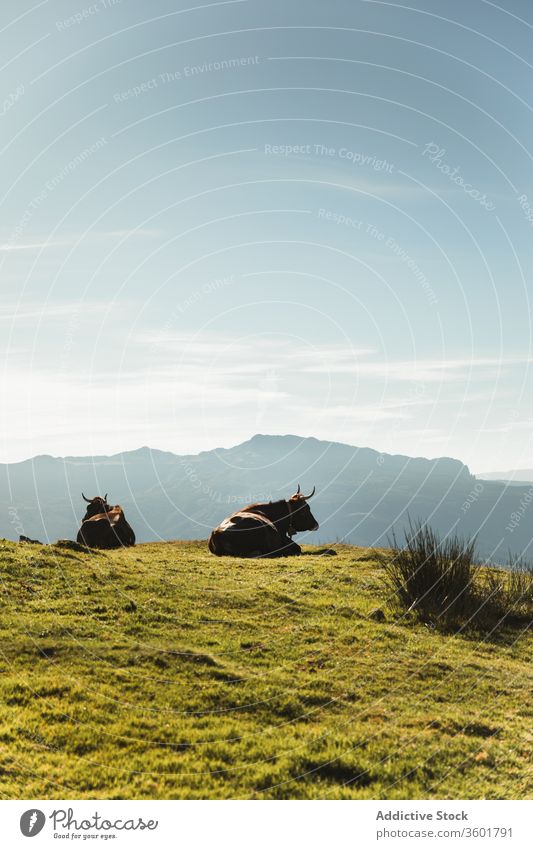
[296,484,301,495]
[303,486,316,500]
[104,493,108,502]
[82,493,91,502]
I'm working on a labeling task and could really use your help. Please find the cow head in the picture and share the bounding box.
[81,493,111,520]
[288,485,319,533]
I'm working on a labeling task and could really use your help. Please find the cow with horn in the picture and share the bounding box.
[208,485,319,557]
[76,493,136,549]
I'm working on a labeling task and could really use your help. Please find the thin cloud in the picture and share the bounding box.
[302,353,533,382]
[0,301,114,322]
[307,404,411,423]
[478,420,533,434]
[141,332,375,365]
[0,228,162,254]
[0,241,69,252]
[121,333,533,389]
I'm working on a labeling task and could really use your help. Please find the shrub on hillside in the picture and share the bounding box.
[480,557,533,626]
[379,520,533,630]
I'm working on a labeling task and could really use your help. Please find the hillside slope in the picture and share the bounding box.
[0,540,530,800]
[2,434,533,562]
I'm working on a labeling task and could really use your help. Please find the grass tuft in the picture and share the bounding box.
[380,520,533,630]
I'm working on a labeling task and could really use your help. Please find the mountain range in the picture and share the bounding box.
[1,434,532,563]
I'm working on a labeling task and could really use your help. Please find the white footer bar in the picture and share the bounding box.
[3,799,531,848]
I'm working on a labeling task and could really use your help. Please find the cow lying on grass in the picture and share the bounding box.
[76,494,135,549]
[208,485,319,557]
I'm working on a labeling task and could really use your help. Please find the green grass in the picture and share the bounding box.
[0,539,531,800]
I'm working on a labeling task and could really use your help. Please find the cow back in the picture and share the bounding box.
[77,505,135,548]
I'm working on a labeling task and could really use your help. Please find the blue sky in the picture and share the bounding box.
[1,0,533,471]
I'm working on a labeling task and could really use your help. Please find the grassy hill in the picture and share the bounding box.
[0,539,531,800]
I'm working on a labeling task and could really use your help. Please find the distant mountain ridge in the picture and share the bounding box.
[1,434,531,563]
[477,469,533,484]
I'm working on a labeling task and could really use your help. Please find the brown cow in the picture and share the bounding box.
[76,494,135,549]
[208,485,318,557]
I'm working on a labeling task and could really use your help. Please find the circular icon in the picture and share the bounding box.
[20,810,46,837]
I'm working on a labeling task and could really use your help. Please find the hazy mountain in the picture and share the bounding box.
[1,434,531,563]
[477,469,533,484]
